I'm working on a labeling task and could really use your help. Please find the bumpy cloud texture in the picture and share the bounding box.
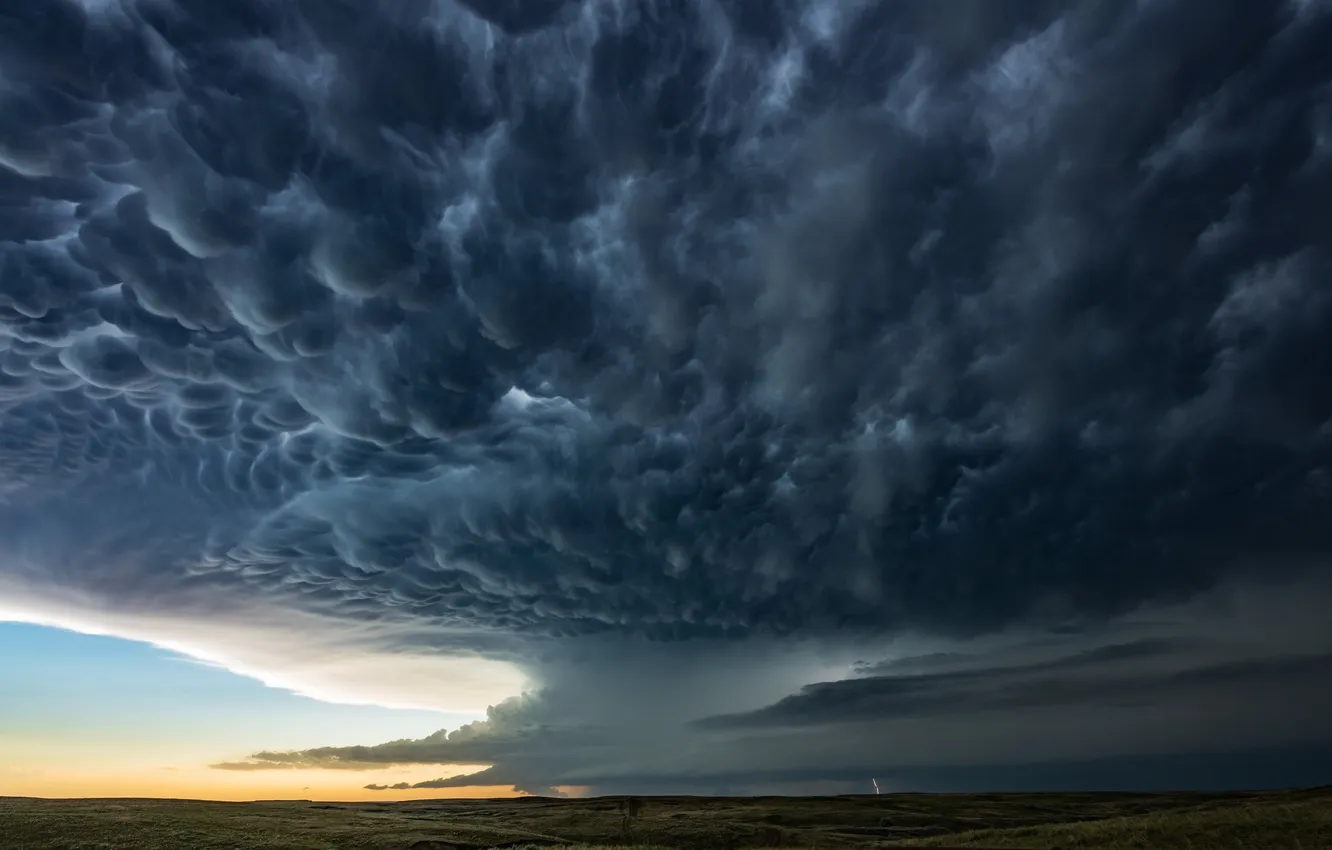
[3,0,1332,793]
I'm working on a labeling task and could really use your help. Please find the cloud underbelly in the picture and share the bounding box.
[2,0,1332,795]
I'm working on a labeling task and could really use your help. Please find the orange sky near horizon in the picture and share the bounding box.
[1,751,595,802]
[2,780,525,803]
[0,622,549,803]
[0,764,602,802]
[0,761,530,802]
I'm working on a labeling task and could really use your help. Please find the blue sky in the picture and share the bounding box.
[1,621,475,749]
[0,622,493,799]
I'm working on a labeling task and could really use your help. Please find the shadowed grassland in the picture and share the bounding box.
[1,787,1327,850]
[899,786,1332,848]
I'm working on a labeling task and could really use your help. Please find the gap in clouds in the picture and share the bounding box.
[0,621,497,799]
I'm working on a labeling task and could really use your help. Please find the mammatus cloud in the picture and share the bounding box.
[3,0,1332,793]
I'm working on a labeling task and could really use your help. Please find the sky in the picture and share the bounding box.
[1,0,1332,801]
[0,622,506,800]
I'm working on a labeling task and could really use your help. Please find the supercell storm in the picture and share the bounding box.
[3,0,1332,758]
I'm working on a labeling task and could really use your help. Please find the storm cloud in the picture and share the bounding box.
[3,0,1332,794]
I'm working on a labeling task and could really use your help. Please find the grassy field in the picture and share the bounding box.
[1,787,1328,850]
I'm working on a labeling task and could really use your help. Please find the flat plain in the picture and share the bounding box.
[2,787,1329,850]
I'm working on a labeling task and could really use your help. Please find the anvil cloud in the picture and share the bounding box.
[3,0,1332,795]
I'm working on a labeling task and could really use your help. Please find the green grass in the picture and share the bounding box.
[0,787,1327,849]
[899,787,1332,848]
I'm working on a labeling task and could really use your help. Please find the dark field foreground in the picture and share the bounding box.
[2,788,1329,850]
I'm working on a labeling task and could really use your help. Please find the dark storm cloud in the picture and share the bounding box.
[696,647,1332,729]
[4,0,1332,793]
[217,640,1214,767]
[211,691,563,771]
[374,744,1332,795]
[382,770,569,798]
[213,598,1332,794]
[3,0,1331,642]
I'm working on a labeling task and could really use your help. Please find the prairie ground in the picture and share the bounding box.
[1,786,1328,850]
